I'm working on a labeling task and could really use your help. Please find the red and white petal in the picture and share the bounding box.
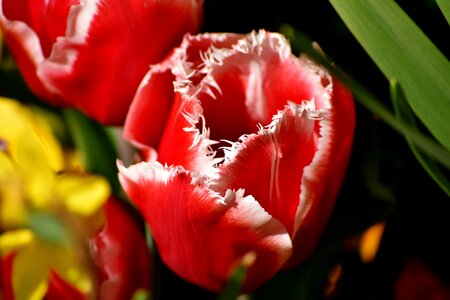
[195,31,324,143]
[123,32,243,149]
[169,31,330,155]
[0,0,72,105]
[156,95,223,177]
[212,103,318,236]
[36,0,203,124]
[118,161,292,292]
[286,77,355,267]
[123,65,177,150]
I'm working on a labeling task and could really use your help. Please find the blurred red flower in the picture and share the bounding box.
[0,0,203,124]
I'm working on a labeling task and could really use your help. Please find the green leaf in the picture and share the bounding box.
[436,0,450,25]
[329,0,450,152]
[390,79,450,197]
[63,109,121,195]
[280,25,450,170]
[217,252,256,300]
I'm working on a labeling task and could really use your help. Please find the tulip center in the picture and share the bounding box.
[196,53,327,158]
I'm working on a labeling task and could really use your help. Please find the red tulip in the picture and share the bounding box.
[119,30,355,291]
[0,0,204,124]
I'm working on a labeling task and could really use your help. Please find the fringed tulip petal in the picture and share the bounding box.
[123,32,243,149]
[286,78,354,267]
[121,30,355,291]
[214,103,318,235]
[118,161,292,292]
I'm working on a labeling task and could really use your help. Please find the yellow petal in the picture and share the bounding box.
[55,173,110,216]
[0,97,28,145]
[0,153,27,228]
[0,97,66,209]
[31,114,65,172]
[13,130,55,208]
[0,97,64,172]
[0,229,34,256]
[12,242,50,300]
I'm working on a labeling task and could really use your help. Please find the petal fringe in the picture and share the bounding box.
[118,161,292,292]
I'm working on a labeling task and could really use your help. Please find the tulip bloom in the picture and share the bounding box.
[120,30,355,291]
[0,0,204,124]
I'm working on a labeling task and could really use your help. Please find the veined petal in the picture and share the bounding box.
[118,161,292,292]
[213,103,318,236]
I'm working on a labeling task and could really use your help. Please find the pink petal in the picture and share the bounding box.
[118,161,292,292]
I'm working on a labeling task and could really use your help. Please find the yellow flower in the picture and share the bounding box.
[0,97,111,299]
